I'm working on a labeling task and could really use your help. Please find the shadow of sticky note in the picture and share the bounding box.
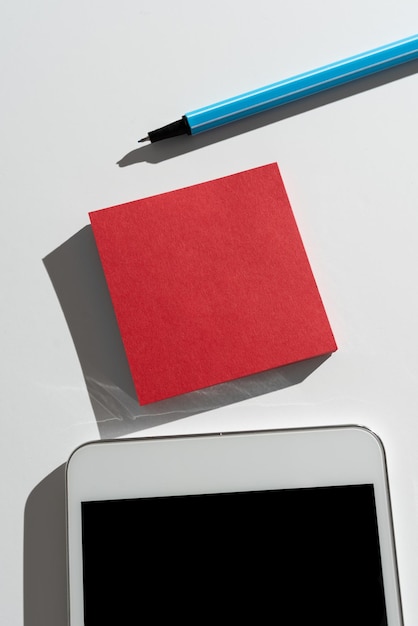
[44,169,335,439]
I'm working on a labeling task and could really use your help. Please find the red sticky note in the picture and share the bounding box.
[89,163,336,404]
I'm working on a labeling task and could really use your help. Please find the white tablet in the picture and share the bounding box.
[66,426,403,625]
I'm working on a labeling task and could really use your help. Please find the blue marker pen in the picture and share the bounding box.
[139,33,418,143]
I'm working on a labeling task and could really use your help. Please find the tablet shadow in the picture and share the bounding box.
[43,226,331,438]
[24,464,67,626]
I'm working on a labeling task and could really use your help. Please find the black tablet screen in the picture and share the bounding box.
[81,484,387,625]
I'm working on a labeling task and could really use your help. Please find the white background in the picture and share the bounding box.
[1,1,418,624]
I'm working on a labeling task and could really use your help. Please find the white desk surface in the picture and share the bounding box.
[2,1,418,624]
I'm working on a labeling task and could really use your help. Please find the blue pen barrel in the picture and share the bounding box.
[185,34,418,135]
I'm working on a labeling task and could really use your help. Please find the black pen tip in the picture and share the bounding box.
[138,136,150,143]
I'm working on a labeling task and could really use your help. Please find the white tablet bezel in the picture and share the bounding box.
[66,425,403,625]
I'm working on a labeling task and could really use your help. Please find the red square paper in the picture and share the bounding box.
[89,163,336,404]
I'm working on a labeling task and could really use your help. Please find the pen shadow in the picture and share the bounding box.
[43,226,331,439]
[118,58,418,166]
